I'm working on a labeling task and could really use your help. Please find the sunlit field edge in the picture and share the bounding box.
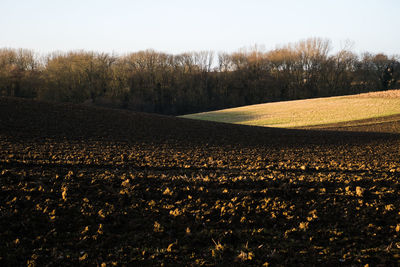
[181,89,400,129]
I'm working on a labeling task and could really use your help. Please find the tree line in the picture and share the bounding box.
[0,38,399,115]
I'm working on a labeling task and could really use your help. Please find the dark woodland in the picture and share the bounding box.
[1,38,399,115]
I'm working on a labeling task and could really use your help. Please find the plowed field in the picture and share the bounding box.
[1,97,400,266]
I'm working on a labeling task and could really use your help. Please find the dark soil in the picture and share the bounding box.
[1,97,400,266]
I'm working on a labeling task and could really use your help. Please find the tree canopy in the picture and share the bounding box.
[1,38,399,115]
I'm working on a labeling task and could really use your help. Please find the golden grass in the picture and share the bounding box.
[181,89,400,128]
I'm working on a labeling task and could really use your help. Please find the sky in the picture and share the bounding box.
[1,0,399,55]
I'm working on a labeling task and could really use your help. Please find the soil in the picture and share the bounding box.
[1,97,400,266]
[298,114,400,133]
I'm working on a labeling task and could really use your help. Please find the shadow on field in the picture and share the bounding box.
[0,97,398,147]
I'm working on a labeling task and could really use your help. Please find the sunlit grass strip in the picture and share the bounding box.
[181,89,400,128]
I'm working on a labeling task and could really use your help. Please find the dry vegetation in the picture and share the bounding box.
[182,89,400,130]
[1,97,400,266]
[353,89,400,98]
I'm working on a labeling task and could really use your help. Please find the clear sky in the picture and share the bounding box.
[1,0,399,55]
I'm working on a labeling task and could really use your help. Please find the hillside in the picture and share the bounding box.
[181,89,400,132]
[1,97,400,266]
[2,96,393,146]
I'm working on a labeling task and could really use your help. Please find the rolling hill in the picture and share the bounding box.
[181,89,400,133]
